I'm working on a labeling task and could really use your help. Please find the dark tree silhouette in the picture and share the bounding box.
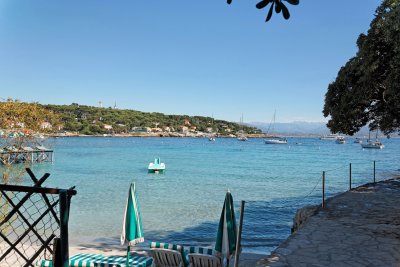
[323,0,400,136]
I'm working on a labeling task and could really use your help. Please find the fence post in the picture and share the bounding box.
[234,201,245,267]
[52,238,61,267]
[373,160,376,183]
[349,163,352,191]
[322,171,325,209]
[59,190,70,267]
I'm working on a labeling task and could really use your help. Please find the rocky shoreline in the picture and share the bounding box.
[48,133,271,138]
[257,177,400,266]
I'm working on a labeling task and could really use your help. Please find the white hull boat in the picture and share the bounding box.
[265,139,288,144]
[320,134,344,140]
[335,137,346,144]
[361,141,384,149]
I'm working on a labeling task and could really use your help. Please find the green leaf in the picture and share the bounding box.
[275,1,282,13]
[256,0,273,9]
[281,2,290,19]
[284,0,299,5]
[266,2,274,22]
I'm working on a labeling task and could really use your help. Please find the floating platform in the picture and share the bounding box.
[0,146,54,165]
[148,157,165,173]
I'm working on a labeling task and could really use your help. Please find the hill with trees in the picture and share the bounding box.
[43,103,261,136]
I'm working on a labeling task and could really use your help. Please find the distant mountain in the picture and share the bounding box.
[248,121,371,137]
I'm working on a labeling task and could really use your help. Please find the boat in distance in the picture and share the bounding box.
[237,136,248,141]
[335,137,346,144]
[361,130,384,149]
[148,157,166,173]
[320,133,344,140]
[265,138,288,144]
[354,138,363,143]
[361,140,384,149]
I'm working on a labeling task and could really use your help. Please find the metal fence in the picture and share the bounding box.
[0,168,76,267]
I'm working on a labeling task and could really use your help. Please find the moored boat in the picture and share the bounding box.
[354,138,363,143]
[237,135,248,141]
[265,138,288,144]
[335,137,346,144]
[320,133,344,140]
[361,130,384,149]
[264,110,287,145]
[361,140,384,149]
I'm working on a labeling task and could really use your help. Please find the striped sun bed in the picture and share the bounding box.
[35,253,153,267]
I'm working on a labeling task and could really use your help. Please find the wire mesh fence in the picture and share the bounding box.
[0,168,76,267]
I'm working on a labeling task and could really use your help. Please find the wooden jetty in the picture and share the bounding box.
[0,146,54,165]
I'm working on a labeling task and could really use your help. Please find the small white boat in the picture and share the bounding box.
[354,138,363,144]
[265,138,288,144]
[209,137,216,142]
[320,133,344,140]
[361,140,384,149]
[148,157,166,173]
[237,135,248,141]
[335,137,346,144]
[264,111,287,144]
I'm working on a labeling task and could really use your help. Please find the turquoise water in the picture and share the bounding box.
[18,137,400,254]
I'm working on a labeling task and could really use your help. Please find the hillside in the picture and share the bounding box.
[44,103,261,136]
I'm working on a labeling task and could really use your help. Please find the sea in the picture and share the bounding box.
[10,136,400,255]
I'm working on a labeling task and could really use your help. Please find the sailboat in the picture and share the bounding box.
[237,114,248,141]
[208,115,216,141]
[264,111,288,145]
[361,130,384,149]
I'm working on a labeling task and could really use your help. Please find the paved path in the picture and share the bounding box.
[258,178,400,267]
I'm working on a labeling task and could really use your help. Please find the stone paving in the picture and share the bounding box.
[257,178,400,267]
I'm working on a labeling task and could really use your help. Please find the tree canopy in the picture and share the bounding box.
[0,99,60,134]
[323,0,400,136]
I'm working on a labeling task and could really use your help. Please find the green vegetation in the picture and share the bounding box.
[323,0,400,136]
[0,99,60,182]
[44,103,261,135]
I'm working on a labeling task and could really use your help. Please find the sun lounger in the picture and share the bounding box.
[35,253,153,267]
[184,247,222,267]
[149,242,187,267]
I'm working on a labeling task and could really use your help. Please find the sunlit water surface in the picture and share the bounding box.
[12,137,400,254]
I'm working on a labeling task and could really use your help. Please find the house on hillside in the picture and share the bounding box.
[40,122,52,130]
[131,127,151,133]
[103,124,113,131]
[180,126,189,134]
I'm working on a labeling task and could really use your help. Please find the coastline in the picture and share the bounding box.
[47,133,325,138]
[257,176,400,266]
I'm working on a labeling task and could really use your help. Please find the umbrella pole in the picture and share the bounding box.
[234,201,245,267]
[126,245,130,267]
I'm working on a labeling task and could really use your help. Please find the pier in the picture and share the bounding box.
[0,146,54,165]
[259,178,400,267]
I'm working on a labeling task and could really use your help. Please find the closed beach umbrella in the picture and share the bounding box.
[121,183,144,265]
[215,191,237,265]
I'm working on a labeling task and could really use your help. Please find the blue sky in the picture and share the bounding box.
[0,1,381,123]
